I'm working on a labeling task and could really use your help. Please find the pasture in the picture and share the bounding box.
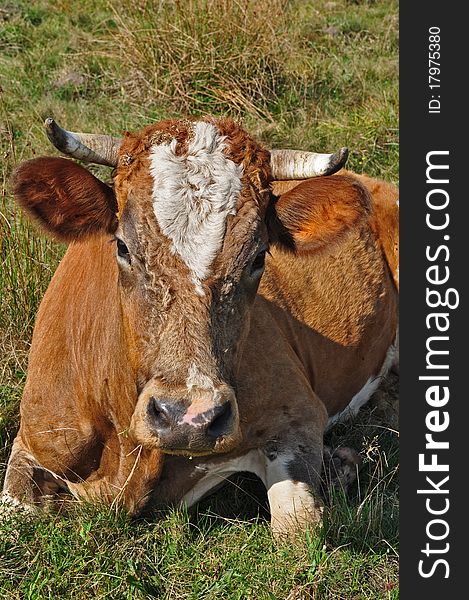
[0,0,398,598]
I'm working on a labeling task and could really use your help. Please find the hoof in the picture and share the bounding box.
[322,445,362,494]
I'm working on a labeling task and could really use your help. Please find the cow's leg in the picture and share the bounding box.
[163,444,323,537]
[64,443,164,515]
[3,434,163,517]
[1,437,137,514]
[262,440,324,537]
[263,442,363,535]
[1,436,71,514]
[159,444,325,537]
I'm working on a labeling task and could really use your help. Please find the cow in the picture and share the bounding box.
[2,116,398,535]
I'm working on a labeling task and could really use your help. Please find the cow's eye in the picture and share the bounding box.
[250,249,266,276]
[116,238,131,264]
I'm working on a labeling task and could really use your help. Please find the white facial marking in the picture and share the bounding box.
[149,121,243,291]
[177,363,217,426]
[186,362,215,392]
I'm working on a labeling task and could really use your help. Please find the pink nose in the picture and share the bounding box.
[130,379,241,454]
[147,396,234,448]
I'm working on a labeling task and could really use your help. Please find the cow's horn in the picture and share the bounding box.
[44,118,121,167]
[270,147,348,180]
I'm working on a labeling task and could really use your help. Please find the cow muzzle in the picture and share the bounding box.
[129,381,241,455]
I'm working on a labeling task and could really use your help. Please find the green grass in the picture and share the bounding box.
[1,0,398,597]
[0,488,398,599]
[0,403,399,599]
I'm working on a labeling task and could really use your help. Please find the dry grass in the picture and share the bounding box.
[107,0,299,119]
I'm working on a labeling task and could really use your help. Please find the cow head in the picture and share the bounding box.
[13,116,352,456]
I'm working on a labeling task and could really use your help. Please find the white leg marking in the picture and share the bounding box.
[265,454,323,535]
[181,450,323,535]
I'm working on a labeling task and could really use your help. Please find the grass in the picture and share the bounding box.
[0,400,399,599]
[1,0,398,597]
[0,480,398,598]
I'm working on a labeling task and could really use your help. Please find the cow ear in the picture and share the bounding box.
[268,175,371,254]
[12,157,118,242]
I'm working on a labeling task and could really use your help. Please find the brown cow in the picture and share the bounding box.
[2,117,398,535]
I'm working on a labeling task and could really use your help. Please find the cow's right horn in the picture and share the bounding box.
[270,147,348,180]
[44,118,121,167]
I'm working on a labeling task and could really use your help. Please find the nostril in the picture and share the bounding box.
[147,396,171,430]
[207,402,233,440]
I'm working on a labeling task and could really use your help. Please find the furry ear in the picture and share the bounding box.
[12,157,118,242]
[268,175,372,253]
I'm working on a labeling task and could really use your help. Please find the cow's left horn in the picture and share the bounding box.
[44,118,121,167]
[270,147,348,180]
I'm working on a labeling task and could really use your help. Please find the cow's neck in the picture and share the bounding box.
[259,223,386,345]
